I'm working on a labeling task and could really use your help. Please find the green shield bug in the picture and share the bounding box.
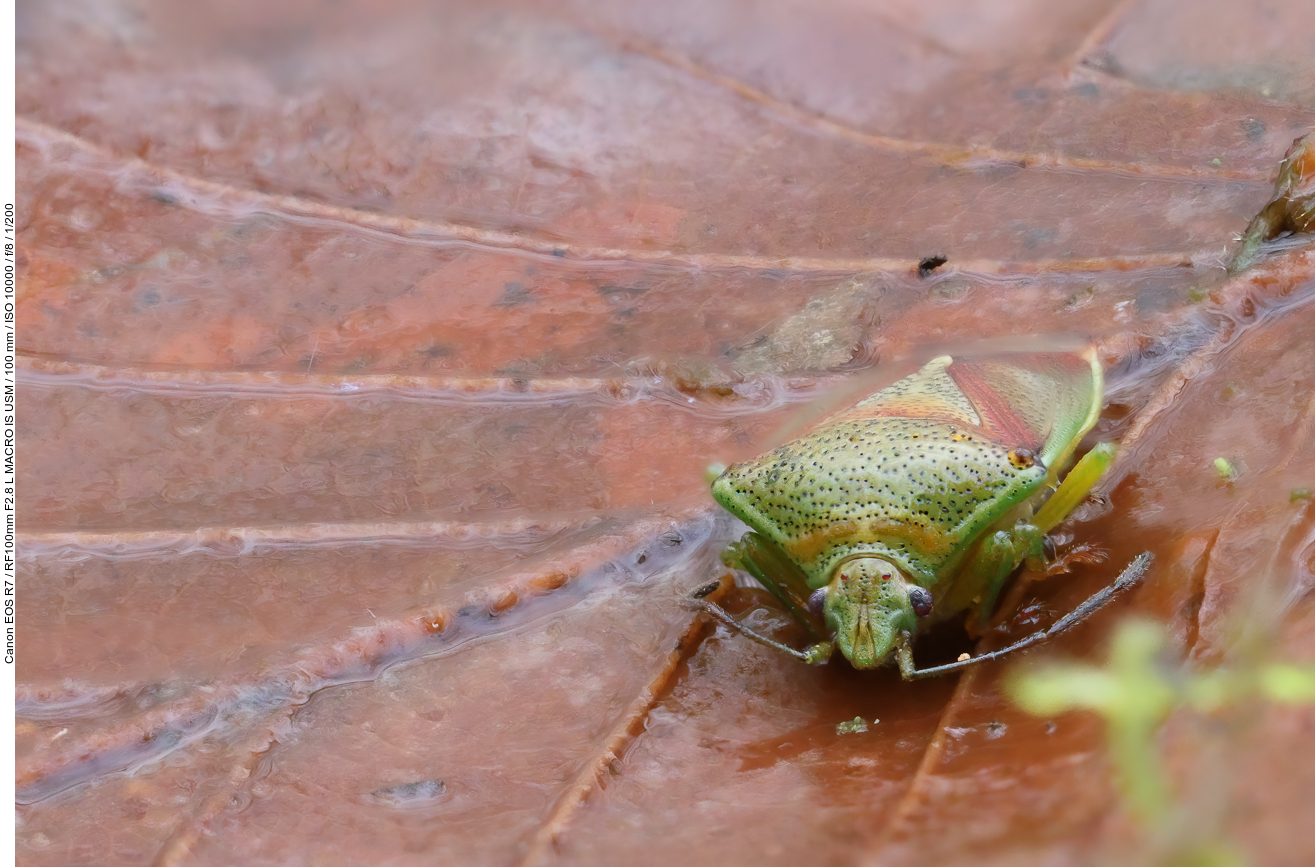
[701,349,1152,678]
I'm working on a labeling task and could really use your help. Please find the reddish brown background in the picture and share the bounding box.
[15,1,1315,864]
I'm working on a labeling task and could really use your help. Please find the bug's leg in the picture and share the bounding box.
[896,552,1153,679]
[961,529,1034,636]
[1019,442,1120,571]
[693,532,833,664]
[894,631,920,681]
[971,442,1123,633]
[717,532,828,641]
[692,583,834,665]
[1032,442,1118,537]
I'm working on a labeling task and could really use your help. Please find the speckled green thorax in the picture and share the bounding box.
[711,353,1101,592]
[712,417,1047,587]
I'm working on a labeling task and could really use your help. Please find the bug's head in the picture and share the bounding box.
[817,557,934,670]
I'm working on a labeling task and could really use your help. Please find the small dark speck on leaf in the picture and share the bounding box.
[918,255,948,278]
[495,282,534,307]
[659,531,683,547]
[692,581,720,599]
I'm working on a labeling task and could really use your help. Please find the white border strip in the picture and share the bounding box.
[4,0,19,861]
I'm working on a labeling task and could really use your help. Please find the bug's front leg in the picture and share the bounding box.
[894,552,1153,680]
[693,584,834,665]
[718,532,828,641]
[693,532,834,664]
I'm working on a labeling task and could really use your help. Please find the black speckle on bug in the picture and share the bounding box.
[918,255,948,278]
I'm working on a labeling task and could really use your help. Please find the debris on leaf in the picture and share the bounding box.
[917,255,948,278]
[730,278,880,376]
[836,716,871,735]
[1229,131,1315,273]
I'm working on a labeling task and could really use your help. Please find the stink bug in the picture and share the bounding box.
[702,349,1151,678]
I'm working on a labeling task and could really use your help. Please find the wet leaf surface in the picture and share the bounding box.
[15,1,1315,864]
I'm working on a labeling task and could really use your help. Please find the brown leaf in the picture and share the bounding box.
[16,1,1315,865]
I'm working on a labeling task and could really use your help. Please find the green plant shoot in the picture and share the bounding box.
[1007,618,1315,866]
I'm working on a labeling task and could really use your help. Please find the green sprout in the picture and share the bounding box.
[1007,618,1315,866]
[835,716,872,735]
[1213,458,1237,482]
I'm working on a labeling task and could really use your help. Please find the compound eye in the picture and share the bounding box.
[908,586,934,618]
[808,588,828,619]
